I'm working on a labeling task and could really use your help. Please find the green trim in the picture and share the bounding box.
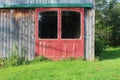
[0,3,93,8]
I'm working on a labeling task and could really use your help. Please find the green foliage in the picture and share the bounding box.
[19,46,29,64]
[0,58,11,68]
[34,56,51,62]
[0,58,4,67]
[9,43,19,66]
[0,43,29,68]
[68,57,75,61]
[9,43,29,66]
[95,23,112,45]
[95,0,120,57]
[110,3,120,46]
[95,38,106,57]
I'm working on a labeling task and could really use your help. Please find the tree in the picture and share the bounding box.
[95,0,113,45]
[95,0,120,56]
[110,3,120,46]
[95,0,119,46]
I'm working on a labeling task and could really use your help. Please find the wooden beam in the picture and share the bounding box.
[84,0,95,61]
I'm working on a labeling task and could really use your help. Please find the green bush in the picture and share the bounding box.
[0,57,11,68]
[19,46,29,65]
[95,39,106,57]
[2,43,30,67]
[0,58,4,67]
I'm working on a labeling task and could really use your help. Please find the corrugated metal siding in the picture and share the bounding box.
[0,9,35,60]
[0,0,92,5]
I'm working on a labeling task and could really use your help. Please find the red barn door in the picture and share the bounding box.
[35,8,84,60]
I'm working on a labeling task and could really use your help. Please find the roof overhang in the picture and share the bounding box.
[0,3,93,8]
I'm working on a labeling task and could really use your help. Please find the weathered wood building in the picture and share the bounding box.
[0,0,95,61]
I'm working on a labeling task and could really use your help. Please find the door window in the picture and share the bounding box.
[62,11,81,39]
[38,10,81,39]
[38,11,57,39]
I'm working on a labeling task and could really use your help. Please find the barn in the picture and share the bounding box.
[0,0,95,61]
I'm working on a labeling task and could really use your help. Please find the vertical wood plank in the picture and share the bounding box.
[1,9,4,57]
[28,10,30,60]
[32,9,35,59]
[8,9,10,57]
[10,9,14,57]
[6,9,9,57]
[3,9,6,57]
[0,9,2,57]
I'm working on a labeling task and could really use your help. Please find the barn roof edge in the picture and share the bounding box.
[0,3,93,8]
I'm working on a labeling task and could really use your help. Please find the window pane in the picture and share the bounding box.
[38,11,57,39]
[62,11,81,39]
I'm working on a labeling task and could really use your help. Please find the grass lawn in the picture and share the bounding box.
[0,47,120,80]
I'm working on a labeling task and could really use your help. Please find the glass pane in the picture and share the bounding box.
[62,11,81,39]
[38,11,57,39]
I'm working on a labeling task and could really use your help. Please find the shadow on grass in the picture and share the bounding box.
[99,47,120,60]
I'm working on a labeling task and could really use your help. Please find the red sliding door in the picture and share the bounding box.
[35,8,84,60]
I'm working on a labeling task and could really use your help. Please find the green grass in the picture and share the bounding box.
[0,47,120,80]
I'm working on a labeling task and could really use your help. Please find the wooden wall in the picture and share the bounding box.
[0,9,35,60]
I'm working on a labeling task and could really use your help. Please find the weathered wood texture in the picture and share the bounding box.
[0,0,92,5]
[84,0,95,61]
[0,9,35,60]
